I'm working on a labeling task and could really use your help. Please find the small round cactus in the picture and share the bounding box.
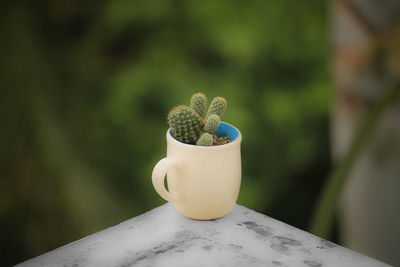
[190,93,207,118]
[168,105,204,144]
[206,96,227,118]
[204,114,220,134]
[196,133,214,146]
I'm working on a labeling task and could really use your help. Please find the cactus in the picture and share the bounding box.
[206,96,227,118]
[168,105,204,144]
[204,114,220,134]
[190,93,207,118]
[196,133,214,146]
[167,93,229,146]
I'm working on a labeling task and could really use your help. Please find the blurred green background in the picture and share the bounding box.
[0,0,331,265]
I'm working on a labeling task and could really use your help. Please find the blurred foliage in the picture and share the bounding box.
[0,0,331,265]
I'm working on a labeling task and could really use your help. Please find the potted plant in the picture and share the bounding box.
[152,93,242,220]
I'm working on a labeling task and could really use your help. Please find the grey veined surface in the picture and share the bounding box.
[18,203,389,267]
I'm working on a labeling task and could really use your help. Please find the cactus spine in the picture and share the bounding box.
[190,93,207,118]
[168,105,204,144]
[206,96,227,118]
[196,133,214,146]
[204,114,220,134]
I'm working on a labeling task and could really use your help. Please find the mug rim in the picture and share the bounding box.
[167,122,242,150]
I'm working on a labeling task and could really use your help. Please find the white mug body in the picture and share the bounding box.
[152,122,242,220]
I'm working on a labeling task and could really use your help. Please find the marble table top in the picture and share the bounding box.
[17,203,389,267]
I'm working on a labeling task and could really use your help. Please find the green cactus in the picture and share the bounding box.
[167,94,229,146]
[204,114,220,134]
[168,105,204,144]
[190,93,207,118]
[196,133,214,146]
[206,96,227,118]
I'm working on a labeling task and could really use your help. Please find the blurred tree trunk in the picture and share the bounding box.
[331,0,400,265]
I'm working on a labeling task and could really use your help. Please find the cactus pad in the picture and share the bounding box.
[204,114,220,134]
[196,133,214,146]
[190,93,207,118]
[206,97,227,118]
[168,105,204,144]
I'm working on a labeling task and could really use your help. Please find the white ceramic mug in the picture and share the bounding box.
[152,122,242,220]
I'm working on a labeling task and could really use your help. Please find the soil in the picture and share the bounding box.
[213,134,231,146]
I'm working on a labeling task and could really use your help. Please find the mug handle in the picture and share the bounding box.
[152,157,183,203]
